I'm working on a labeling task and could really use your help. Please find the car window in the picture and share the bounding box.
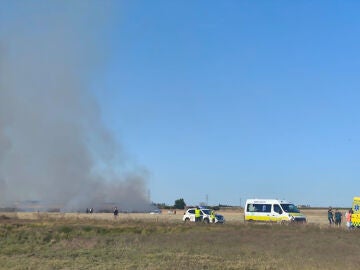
[188,209,195,214]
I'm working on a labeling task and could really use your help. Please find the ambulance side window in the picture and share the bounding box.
[273,204,282,214]
[261,204,271,213]
[247,203,271,213]
[247,204,256,212]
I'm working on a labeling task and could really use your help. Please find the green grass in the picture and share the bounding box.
[0,217,359,269]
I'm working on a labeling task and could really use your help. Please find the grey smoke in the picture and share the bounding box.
[0,2,151,211]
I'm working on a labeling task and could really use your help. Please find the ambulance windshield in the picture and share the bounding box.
[280,204,300,213]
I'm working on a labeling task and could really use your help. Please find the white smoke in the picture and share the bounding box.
[0,1,151,211]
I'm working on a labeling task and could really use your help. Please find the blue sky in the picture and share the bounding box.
[2,1,360,207]
[98,1,360,207]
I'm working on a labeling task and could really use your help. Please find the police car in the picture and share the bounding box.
[182,207,225,224]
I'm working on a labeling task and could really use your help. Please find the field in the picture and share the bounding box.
[0,209,359,269]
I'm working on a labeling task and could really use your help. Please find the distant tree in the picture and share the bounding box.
[155,203,166,209]
[174,198,186,209]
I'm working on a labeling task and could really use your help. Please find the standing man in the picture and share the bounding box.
[210,210,216,223]
[113,207,119,219]
[327,207,334,225]
[195,207,201,222]
[334,209,342,227]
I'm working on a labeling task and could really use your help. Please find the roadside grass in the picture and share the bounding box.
[0,216,359,269]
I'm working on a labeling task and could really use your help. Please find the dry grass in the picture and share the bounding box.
[10,208,343,225]
[0,209,356,269]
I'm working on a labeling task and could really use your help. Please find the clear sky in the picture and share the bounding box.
[2,1,360,208]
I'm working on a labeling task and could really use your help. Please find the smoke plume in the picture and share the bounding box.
[0,2,151,211]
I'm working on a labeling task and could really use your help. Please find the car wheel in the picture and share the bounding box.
[184,218,190,223]
[203,218,209,224]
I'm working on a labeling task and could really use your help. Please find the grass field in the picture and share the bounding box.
[0,209,358,269]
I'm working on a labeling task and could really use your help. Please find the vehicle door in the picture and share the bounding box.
[187,209,196,222]
[246,203,272,221]
[201,209,211,222]
[270,204,284,222]
[250,203,271,221]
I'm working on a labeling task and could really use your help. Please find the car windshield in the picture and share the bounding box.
[280,204,300,213]
[201,209,211,215]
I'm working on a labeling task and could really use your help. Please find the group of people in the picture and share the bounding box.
[327,207,353,229]
[195,207,216,223]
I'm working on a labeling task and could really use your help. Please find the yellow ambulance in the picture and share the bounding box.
[244,199,306,223]
[351,197,360,227]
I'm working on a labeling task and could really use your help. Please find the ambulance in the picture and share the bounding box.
[244,199,306,223]
[351,197,360,227]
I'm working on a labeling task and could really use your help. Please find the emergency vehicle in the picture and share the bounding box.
[244,199,306,223]
[351,197,360,227]
[182,207,225,224]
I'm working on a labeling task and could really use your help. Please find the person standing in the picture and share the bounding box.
[195,207,201,222]
[334,209,342,227]
[113,207,119,219]
[210,210,216,223]
[345,209,352,229]
[327,207,334,225]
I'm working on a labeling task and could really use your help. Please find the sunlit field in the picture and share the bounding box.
[1,209,358,269]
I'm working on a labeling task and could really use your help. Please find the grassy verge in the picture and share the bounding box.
[0,216,359,269]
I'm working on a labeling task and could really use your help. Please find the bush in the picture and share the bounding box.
[174,198,186,209]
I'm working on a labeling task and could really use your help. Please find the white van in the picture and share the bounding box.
[244,199,306,223]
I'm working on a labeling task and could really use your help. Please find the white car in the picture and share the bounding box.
[182,208,225,224]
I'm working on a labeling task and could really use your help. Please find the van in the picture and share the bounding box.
[351,197,360,227]
[244,199,306,223]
